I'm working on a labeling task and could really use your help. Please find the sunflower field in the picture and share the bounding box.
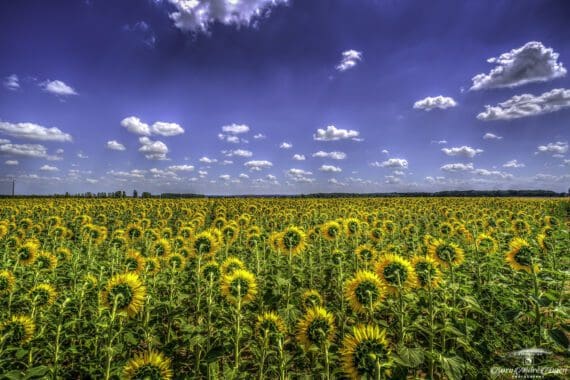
[0,197,568,379]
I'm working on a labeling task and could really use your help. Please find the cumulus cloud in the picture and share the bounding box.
[442,146,483,158]
[222,123,250,134]
[319,164,342,173]
[244,160,273,171]
[286,168,314,183]
[477,88,570,121]
[253,133,266,140]
[151,121,184,136]
[121,116,151,136]
[312,151,346,160]
[470,41,566,91]
[224,149,252,157]
[0,140,48,158]
[138,137,168,160]
[483,132,503,140]
[0,121,72,142]
[106,140,126,151]
[472,169,513,179]
[40,80,78,96]
[536,141,568,154]
[108,169,146,179]
[199,156,218,164]
[431,140,447,145]
[413,96,457,111]
[168,0,288,32]
[219,174,231,181]
[5,160,18,165]
[168,164,194,171]
[3,74,19,91]
[503,159,525,168]
[313,125,360,141]
[336,50,363,71]
[279,142,292,149]
[239,173,249,179]
[440,163,474,172]
[384,175,401,184]
[40,164,59,172]
[371,158,408,169]
[292,154,305,161]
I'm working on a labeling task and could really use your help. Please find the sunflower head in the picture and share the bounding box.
[165,253,186,272]
[55,247,72,263]
[192,231,219,257]
[345,271,386,314]
[369,227,383,242]
[296,306,336,349]
[0,315,35,345]
[123,350,173,380]
[145,257,161,276]
[256,311,286,343]
[101,273,146,317]
[537,234,554,253]
[341,324,391,380]
[221,269,258,306]
[411,256,441,289]
[29,284,58,308]
[280,226,307,255]
[354,244,377,263]
[220,256,245,276]
[506,238,538,273]
[374,254,417,293]
[476,234,498,254]
[0,270,16,295]
[331,249,344,265]
[428,239,465,268]
[301,289,323,309]
[125,250,146,273]
[345,218,361,236]
[35,252,57,271]
[202,261,221,282]
[150,239,172,257]
[16,241,38,266]
[321,221,342,241]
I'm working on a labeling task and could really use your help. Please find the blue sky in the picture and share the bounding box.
[0,0,569,195]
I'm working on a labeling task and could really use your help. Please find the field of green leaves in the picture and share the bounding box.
[0,197,568,379]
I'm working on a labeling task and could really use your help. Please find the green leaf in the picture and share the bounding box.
[439,355,465,380]
[394,345,424,368]
[24,366,49,379]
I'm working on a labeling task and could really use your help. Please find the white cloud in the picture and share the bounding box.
[86,178,99,184]
[239,173,249,179]
[77,152,88,159]
[3,74,19,91]
[442,146,483,158]
[106,140,126,151]
[470,41,566,91]
[286,168,314,183]
[168,164,194,171]
[371,158,408,169]
[0,141,48,158]
[503,159,525,168]
[441,163,474,172]
[41,80,78,96]
[168,0,288,32]
[40,164,59,172]
[222,123,250,134]
[384,175,401,184]
[319,164,342,173]
[313,125,360,141]
[222,160,233,165]
[312,151,346,160]
[0,121,72,142]
[224,149,252,157]
[413,96,457,111]
[121,116,151,136]
[537,141,568,154]
[292,154,305,161]
[381,149,390,154]
[138,136,168,160]
[279,142,292,149]
[431,140,447,145]
[218,134,241,143]
[108,169,146,179]
[253,134,266,140]
[151,121,184,136]
[244,160,273,171]
[477,88,570,121]
[336,50,363,71]
[199,156,218,164]
[472,169,513,179]
[219,174,231,181]
[483,132,503,140]
[5,160,18,165]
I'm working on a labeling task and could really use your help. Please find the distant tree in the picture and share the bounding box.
[141,191,151,198]
[133,189,138,198]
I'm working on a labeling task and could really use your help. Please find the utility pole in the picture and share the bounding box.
[11,177,15,196]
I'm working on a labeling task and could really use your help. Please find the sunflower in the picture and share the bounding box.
[321,221,342,241]
[344,271,386,314]
[301,289,323,309]
[247,233,263,249]
[369,227,383,243]
[178,226,193,239]
[55,247,71,263]
[268,232,283,253]
[35,251,57,271]
[256,311,287,343]
[331,249,344,265]
[511,219,530,236]
[476,234,498,254]
[125,250,146,273]
[438,222,454,237]
[428,239,465,268]
[221,224,239,245]
[0,270,16,295]
[101,273,147,317]
[296,306,336,349]
[354,244,377,264]
[220,257,246,276]
[221,269,258,306]
[165,253,186,271]
[125,224,143,241]
[16,241,38,266]
[29,284,58,308]
[150,238,172,258]
[191,231,219,257]
[279,226,307,255]
[0,315,35,345]
[123,350,173,380]
[202,261,221,282]
[345,218,361,237]
[506,238,538,273]
[145,257,161,276]
[341,324,391,380]
[411,256,441,289]
[537,234,554,253]
[374,254,417,293]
